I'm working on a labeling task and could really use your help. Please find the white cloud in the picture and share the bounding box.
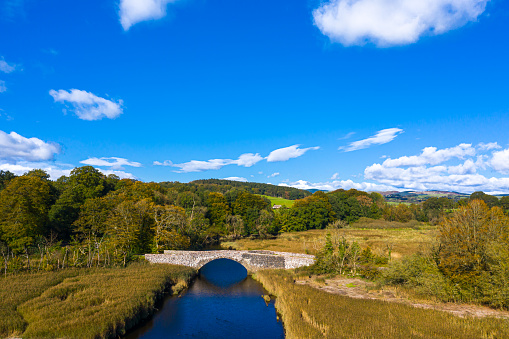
[119,0,178,30]
[266,145,320,162]
[331,172,340,180]
[341,128,403,152]
[223,177,248,182]
[478,142,501,151]
[0,80,6,93]
[49,89,124,121]
[171,153,263,173]
[268,172,280,178]
[0,162,72,179]
[360,143,509,194]
[153,160,173,166]
[0,130,60,161]
[279,179,395,192]
[313,0,488,47]
[0,58,16,73]
[490,149,509,174]
[233,153,264,167]
[80,157,142,169]
[381,143,475,167]
[98,169,137,179]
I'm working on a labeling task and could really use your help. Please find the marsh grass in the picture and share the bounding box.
[225,227,437,259]
[254,270,509,339]
[0,270,79,337]
[0,263,195,338]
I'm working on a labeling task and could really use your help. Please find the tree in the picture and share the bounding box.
[106,199,154,266]
[438,200,509,290]
[0,176,52,267]
[49,166,107,239]
[153,205,190,251]
[0,170,16,191]
[470,191,499,208]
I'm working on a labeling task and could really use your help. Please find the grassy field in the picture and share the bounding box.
[224,220,437,259]
[254,270,509,339]
[0,263,196,339]
[259,194,295,207]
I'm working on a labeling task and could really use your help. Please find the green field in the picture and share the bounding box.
[259,194,295,207]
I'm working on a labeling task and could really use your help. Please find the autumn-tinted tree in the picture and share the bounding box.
[438,200,509,290]
[0,176,52,265]
[49,166,107,239]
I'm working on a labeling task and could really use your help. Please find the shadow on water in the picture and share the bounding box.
[125,259,285,339]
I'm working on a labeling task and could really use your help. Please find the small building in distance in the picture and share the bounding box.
[272,205,282,209]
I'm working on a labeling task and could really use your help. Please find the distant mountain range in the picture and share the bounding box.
[376,190,470,203]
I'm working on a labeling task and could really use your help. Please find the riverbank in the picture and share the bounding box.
[253,270,509,338]
[0,263,196,339]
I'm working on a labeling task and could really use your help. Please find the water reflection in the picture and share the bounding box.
[126,259,285,339]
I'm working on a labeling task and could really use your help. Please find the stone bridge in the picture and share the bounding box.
[145,250,315,272]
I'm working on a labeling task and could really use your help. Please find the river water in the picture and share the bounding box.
[126,259,285,338]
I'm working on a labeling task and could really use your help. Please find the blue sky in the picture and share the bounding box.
[1,0,509,193]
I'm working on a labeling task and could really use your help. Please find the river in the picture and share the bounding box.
[126,259,285,338]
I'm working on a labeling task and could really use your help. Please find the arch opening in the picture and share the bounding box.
[199,258,248,288]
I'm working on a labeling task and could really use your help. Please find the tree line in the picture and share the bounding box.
[1,167,507,274]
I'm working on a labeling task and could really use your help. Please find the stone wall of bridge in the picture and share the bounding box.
[145,250,315,271]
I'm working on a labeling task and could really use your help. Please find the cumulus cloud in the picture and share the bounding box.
[266,145,320,162]
[171,153,263,173]
[360,143,509,194]
[478,142,501,151]
[49,89,124,121]
[0,130,60,161]
[80,157,142,169]
[0,162,72,179]
[0,80,6,93]
[341,128,403,152]
[119,0,178,30]
[490,149,509,174]
[223,177,248,182]
[0,57,16,73]
[313,0,488,46]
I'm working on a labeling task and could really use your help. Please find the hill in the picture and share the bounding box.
[189,179,311,200]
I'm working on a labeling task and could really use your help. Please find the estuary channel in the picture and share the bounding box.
[126,259,285,338]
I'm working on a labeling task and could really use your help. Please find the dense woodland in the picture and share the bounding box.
[1,166,508,275]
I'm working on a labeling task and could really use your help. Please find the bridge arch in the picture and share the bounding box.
[145,250,315,272]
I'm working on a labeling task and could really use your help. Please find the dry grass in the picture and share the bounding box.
[0,263,196,338]
[254,270,509,339]
[224,225,437,259]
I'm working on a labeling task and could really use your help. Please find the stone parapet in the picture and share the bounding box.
[145,250,315,271]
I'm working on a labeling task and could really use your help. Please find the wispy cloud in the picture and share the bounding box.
[0,57,17,73]
[338,132,355,140]
[477,142,501,151]
[341,128,403,152]
[0,80,6,93]
[153,160,173,166]
[268,172,280,178]
[80,157,142,169]
[223,177,248,182]
[331,172,339,180]
[49,89,124,121]
[313,0,488,47]
[266,145,320,162]
[0,130,60,161]
[119,0,178,30]
[169,153,263,173]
